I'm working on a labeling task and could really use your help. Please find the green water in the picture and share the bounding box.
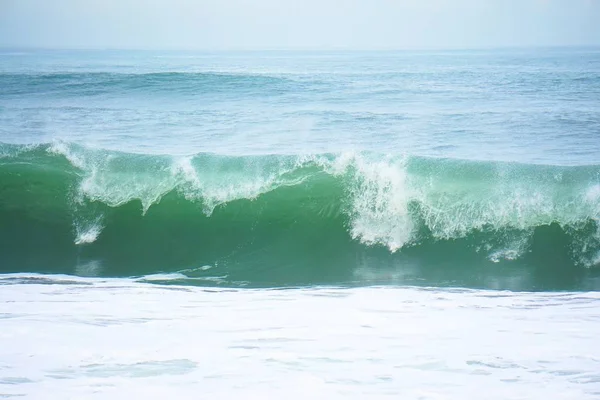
[1,143,599,290]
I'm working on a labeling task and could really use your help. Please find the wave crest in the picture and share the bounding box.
[1,142,599,282]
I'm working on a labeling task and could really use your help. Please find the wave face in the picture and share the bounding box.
[1,142,600,290]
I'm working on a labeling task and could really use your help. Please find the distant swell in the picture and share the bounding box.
[0,72,301,97]
[1,142,600,290]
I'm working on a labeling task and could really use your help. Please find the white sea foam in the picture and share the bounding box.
[48,140,88,170]
[488,235,531,263]
[74,216,104,245]
[172,155,305,215]
[1,282,599,399]
[346,154,414,251]
[321,153,600,256]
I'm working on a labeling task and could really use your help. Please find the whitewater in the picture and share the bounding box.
[1,48,600,398]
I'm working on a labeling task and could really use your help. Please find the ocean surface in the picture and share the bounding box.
[1,48,600,398]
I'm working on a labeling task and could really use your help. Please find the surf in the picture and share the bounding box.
[1,141,599,290]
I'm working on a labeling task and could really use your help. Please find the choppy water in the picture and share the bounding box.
[1,48,600,398]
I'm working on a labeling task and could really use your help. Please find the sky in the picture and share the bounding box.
[0,0,599,50]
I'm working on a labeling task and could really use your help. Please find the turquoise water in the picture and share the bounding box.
[1,48,600,398]
[1,48,600,290]
[2,48,600,163]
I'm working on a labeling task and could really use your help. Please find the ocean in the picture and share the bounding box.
[1,48,600,398]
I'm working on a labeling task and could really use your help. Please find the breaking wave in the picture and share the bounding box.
[1,142,599,290]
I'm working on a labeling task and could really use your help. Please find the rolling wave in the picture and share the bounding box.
[1,142,599,290]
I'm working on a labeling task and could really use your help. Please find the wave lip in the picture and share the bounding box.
[0,142,599,290]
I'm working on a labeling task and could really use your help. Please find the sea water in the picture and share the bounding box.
[1,48,600,398]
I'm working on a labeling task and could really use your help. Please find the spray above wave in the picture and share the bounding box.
[33,142,600,250]
[46,140,308,215]
[0,142,599,289]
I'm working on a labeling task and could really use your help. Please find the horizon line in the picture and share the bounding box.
[1,44,600,53]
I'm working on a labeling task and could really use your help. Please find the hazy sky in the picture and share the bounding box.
[1,0,599,50]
